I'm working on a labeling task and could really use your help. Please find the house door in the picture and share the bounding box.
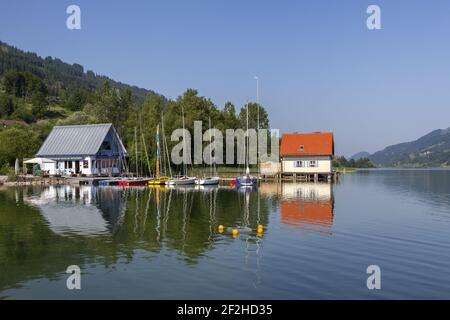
[75,161,80,174]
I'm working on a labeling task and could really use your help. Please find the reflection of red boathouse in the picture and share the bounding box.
[279,183,334,234]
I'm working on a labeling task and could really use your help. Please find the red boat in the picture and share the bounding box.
[118,179,150,187]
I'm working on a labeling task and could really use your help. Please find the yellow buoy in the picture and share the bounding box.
[258,224,263,231]
[218,225,224,233]
[257,227,263,235]
[232,229,239,237]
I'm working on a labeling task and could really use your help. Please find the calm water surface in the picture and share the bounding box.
[0,169,449,299]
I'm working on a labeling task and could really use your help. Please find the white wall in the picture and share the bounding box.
[81,157,93,175]
[282,155,332,174]
[41,162,56,175]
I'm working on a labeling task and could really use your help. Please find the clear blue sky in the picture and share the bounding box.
[1,0,450,156]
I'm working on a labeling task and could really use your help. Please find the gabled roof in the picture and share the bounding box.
[37,124,127,157]
[280,132,334,156]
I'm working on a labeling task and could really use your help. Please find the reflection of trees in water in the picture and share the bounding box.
[115,187,271,263]
[0,187,125,293]
[0,185,271,292]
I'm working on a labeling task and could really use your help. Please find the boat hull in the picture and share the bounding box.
[166,177,197,185]
[196,177,220,185]
[98,179,119,186]
[148,176,171,186]
[236,176,258,186]
[119,179,150,187]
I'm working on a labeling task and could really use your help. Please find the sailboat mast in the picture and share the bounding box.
[156,124,160,178]
[246,102,250,175]
[142,131,151,177]
[255,77,260,179]
[134,127,138,177]
[209,117,212,177]
[182,105,187,177]
[161,113,172,177]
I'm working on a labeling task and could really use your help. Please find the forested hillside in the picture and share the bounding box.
[369,128,450,167]
[0,40,155,104]
[0,40,269,174]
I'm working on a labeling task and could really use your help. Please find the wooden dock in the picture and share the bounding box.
[261,171,340,183]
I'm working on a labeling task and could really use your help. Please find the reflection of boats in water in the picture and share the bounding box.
[279,183,334,234]
[196,184,219,191]
[18,183,269,263]
[235,185,258,193]
[24,185,126,236]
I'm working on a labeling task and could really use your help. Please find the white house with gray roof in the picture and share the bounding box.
[36,123,127,176]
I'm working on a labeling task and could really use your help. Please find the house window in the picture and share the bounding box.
[83,160,89,169]
[309,160,318,167]
[100,141,112,151]
[294,160,304,167]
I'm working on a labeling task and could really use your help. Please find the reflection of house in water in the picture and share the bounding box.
[279,183,334,234]
[24,186,126,236]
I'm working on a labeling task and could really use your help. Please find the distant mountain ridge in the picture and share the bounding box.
[350,151,371,160]
[369,128,450,167]
[0,40,159,104]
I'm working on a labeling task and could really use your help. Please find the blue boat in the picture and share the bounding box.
[236,175,258,186]
[98,179,119,186]
[234,102,258,187]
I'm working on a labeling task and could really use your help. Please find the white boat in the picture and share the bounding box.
[196,176,220,185]
[166,176,197,185]
[166,105,196,186]
[196,118,220,186]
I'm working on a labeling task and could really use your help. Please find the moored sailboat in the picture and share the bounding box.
[166,105,196,185]
[196,117,220,186]
[148,124,172,186]
[235,102,258,187]
[119,126,151,187]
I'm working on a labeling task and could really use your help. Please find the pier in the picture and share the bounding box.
[260,171,340,183]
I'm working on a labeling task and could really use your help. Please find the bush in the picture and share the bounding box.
[0,162,16,181]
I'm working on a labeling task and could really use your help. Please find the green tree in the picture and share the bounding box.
[84,81,133,136]
[56,111,100,126]
[220,101,239,130]
[3,70,26,97]
[65,90,88,111]
[0,93,15,117]
[238,102,270,130]
[0,126,40,166]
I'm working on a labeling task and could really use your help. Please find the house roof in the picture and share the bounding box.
[280,132,334,156]
[37,123,127,157]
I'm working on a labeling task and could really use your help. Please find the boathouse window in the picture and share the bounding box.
[309,160,318,167]
[298,145,304,151]
[294,160,305,167]
[100,141,112,151]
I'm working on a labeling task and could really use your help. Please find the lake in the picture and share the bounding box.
[0,169,449,299]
